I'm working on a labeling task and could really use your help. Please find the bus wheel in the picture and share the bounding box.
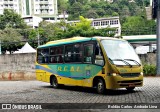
[126,87,135,91]
[96,79,105,94]
[52,77,58,88]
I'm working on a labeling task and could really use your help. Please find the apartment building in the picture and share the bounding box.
[0,0,58,20]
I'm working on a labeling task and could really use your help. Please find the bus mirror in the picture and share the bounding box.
[96,55,103,60]
[95,55,104,65]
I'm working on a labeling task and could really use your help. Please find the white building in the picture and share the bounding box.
[67,17,121,36]
[91,17,121,36]
[22,16,43,28]
[0,0,58,21]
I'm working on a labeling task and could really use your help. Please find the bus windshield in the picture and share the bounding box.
[101,39,141,66]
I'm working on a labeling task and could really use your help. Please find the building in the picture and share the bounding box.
[68,17,121,36]
[91,17,121,36]
[22,16,43,28]
[0,0,58,21]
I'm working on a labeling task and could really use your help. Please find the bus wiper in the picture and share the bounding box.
[124,59,141,66]
[108,58,114,64]
[112,59,132,67]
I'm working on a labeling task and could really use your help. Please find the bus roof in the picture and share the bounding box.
[38,36,123,48]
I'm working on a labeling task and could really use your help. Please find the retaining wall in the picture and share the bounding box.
[139,53,156,65]
[0,53,36,80]
[0,53,157,80]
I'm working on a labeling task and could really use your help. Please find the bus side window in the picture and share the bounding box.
[37,49,43,63]
[42,49,49,63]
[95,44,104,66]
[64,45,73,63]
[72,44,82,62]
[50,47,63,63]
[84,44,93,63]
[37,48,49,64]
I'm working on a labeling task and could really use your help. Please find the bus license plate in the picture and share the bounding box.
[129,84,135,87]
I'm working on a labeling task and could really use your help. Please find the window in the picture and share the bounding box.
[101,21,109,26]
[50,17,54,20]
[110,20,118,25]
[64,45,72,62]
[50,46,64,63]
[72,44,82,62]
[37,48,49,64]
[84,44,94,63]
[64,44,82,63]
[93,21,100,26]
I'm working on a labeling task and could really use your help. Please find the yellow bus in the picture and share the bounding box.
[36,37,143,94]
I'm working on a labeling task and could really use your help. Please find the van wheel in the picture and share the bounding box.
[52,77,58,88]
[96,79,105,94]
[126,87,135,91]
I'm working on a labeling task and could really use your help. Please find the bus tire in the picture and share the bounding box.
[126,87,135,91]
[96,79,105,94]
[51,76,59,88]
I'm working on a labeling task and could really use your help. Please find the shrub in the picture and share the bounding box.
[143,64,156,76]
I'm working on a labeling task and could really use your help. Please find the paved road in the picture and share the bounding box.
[0,77,160,111]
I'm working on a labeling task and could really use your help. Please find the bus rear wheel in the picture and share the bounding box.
[51,76,59,88]
[126,87,135,91]
[96,79,105,94]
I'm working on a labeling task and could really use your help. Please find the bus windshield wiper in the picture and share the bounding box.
[108,58,114,64]
[124,59,141,66]
[112,59,132,67]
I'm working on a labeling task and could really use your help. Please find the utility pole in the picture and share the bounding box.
[37,28,40,46]
[157,1,160,75]
[35,26,40,46]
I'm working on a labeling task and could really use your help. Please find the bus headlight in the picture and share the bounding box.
[140,72,143,76]
[108,73,119,76]
[112,73,117,76]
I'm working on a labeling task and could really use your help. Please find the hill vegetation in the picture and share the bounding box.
[59,0,156,35]
[0,0,156,53]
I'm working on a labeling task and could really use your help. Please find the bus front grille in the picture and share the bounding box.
[118,80,142,87]
[119,73,140,77]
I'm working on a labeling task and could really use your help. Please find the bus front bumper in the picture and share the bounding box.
[105,74,143,89]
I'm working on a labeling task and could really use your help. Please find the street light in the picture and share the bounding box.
[152,0,160,75]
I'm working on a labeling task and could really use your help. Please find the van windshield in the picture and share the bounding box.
[101,39,141,66]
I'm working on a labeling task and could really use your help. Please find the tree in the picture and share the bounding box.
[122,16,156,35]
[58,0,68,14]
[39,20,67,41]
[63,16,116,38]
[71,2,83,14]
[0,28,23,53]
[0,9,27,30]
[0,28,22,42]
[85,9,99,18]
[68,0,88,5]
[73,16,92,30]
